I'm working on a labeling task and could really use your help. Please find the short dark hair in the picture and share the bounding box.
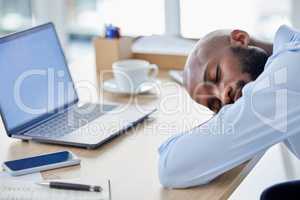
[230,46,269,80]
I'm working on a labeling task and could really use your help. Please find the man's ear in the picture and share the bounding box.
[230,30,250,47]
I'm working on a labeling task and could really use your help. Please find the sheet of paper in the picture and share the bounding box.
[169,70,183,85]
[131,35,196,56]
[0,171,42,182]
[0,178,110,200]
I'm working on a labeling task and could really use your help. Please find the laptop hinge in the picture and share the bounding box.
[11,134,32,140]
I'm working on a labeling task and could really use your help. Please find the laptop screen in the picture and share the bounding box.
[0,23,78,134]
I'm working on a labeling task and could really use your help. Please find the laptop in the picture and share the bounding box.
[0,23,156,149]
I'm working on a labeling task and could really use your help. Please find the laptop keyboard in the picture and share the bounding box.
[24,104,116,138]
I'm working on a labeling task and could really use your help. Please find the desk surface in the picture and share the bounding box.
[0,56,259,200]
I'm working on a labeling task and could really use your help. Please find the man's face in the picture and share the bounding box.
[185,47,252,113]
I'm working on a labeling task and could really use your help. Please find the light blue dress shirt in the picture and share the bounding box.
[158,25,300,188]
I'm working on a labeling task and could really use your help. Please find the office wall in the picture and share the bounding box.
[291,0,300,29]
[31,0,67,49]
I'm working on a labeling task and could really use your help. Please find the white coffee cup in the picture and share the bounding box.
[112,59,158,92]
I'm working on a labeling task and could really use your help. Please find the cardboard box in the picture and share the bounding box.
[133,53,187,70]
[93,36,188,82]
[94,37,133,79]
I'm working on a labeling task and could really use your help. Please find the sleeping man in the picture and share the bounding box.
[158,25,300,188]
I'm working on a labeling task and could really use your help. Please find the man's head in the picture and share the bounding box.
[184,30,269,113]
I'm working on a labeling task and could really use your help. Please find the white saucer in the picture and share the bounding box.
[102,79,159,95]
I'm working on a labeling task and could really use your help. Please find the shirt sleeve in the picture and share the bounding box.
[284,134,300,159]
[158,48,300,188]
[273,25,300,53]
[272,25,300,159]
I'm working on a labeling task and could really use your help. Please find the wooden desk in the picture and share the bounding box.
[0,56,260,200]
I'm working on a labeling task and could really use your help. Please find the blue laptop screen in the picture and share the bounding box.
[0,23,78,133]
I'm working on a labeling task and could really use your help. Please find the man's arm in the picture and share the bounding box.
[159,51,300,188]
[250,25,300,57]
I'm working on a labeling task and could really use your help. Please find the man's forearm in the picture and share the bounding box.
[250,38,273,56]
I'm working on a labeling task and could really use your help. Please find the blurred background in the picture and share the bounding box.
[0,0,299,62]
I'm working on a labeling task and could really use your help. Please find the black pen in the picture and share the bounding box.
[37,181,102,192]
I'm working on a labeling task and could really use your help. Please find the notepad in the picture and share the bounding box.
[0,171,42,182]
[0,179,111,200]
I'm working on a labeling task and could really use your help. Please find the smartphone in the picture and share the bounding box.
[2,151,81,176]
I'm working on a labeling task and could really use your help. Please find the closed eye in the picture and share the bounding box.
[215,64,221,83]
